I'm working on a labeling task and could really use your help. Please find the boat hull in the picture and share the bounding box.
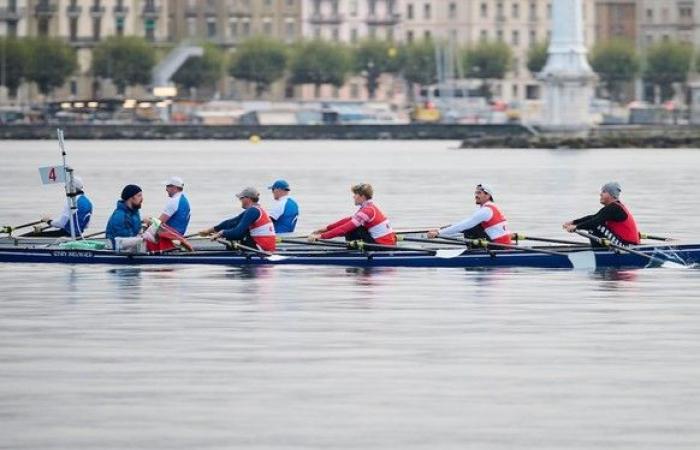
[0,245,696,269]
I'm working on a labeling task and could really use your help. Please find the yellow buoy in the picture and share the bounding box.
[249,134,261,144]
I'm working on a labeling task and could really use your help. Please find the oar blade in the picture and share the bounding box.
[266,254,289,262]
[661,260,687,269]
[567,250,597,270]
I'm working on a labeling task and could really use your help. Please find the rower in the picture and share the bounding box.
[268,179,299,233]
[106,184,146,251]
[563,181,640,246]
[159,176,191,235]
[198,187,276,252]
[427,183,512,244]
[308,183,396,246]
[39,176,93,237]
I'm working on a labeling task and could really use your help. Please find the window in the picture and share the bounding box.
[547,3,551,18]
[481,2,487,18]
[350,83,359,99]
[69,18,78,41]
[423,3,431,19]
[512,30,519,46]
[512,2,519,18]
[263,19,272,35]
[350,28,358,42]
[449,2,456,17]
[646,8,653,21]
[513,57,519,76]
[145,18,156,42]
[349,0,358,16]
[497,29,503,41]
[480,29,488,40]
[314,26,321,38]
[207,19,217,38]
[70,80,78,96]
[187,18,196,37]
[424,30,431,39]
[332,26,339,41]
[285,20,295,42]
[529,1,536,20]
[407,3,414,20]
[116,17,124,36]
[512,84,519,99]
[406,30,414,42]
[526,84,540,99]
[369,25,376,38]
[93,17,101,40]
[529,30,536,46]
[242,20,250,36]
[497,2,504,19]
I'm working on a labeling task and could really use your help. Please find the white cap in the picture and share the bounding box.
[70,176,84,191]
[477,183,494,198]
[164,176,184,188]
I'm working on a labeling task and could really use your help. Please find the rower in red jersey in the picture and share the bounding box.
[563,181,640,246]
[308,183,396,246]
[427,183,512,244]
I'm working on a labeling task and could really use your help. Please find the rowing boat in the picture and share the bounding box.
[0,242,695,269]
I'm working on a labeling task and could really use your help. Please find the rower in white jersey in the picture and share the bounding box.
[427,183,512,244]
[158,176,191,235]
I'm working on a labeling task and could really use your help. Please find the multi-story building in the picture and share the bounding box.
[168,0,303,99]
[637,0,699,48]
[0,0,29,37]
[595,0,636,43]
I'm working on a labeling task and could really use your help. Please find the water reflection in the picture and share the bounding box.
[591,269,640,283]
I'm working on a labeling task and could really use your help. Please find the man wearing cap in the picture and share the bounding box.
[39,176,93,237]
[158,176,191,235]
[563,182,640,246]
[308,183,396,246]
[198,187,276,252]
[268,179,299,233]
[106,184,145,250]
[427,184,512,244]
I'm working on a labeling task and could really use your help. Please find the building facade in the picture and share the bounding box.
[595,0,636,43]
[637,0,699,48]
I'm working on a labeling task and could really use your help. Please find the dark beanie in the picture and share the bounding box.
[121,184,142,201]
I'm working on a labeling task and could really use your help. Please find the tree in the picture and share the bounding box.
[399,39,438,88]
[289,40,351,89]
[352,39,400,99]
[590,39,640,102]
[172,43,225,96]
[25,38,77,96]
[644,40,693,103]
[0,37,30,96]
[463,41,512,98]
[92,36,156,94]
[526,41,549,75]
[229,36,288,97]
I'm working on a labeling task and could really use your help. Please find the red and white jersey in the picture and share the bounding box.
[438,201,512,244]
[605,201,640,245]
[321,200,396,245]
[248,205,276,251]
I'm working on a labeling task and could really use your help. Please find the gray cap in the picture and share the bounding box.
[236,187,260,199]
[601,181,621,198]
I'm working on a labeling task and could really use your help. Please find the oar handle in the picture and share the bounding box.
[639,232,675,242]
[1,220,46,234]
[215,238,272,257]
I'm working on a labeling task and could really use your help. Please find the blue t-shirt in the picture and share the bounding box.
[268,196,299,233]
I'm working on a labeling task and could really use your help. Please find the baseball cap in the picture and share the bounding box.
[236,187,260,199]
[477,183,495,199]
[268,179,290,191]
[70,176,84,191]
[163,176,184,188]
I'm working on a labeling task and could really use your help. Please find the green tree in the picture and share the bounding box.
[0,37,30,96]
[352,39,400,99]
[590,39,640,102]
[172,43,225,96]
[229,36,288,97]
[644,40,693,102]
[463,41,512,98]
[289,40,351,89]
[25,38,77,96]
[92,36,156,94]
[526,41,549,75]
[399,39,438,88]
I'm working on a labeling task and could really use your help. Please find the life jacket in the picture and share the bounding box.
[145,223,194,253]
[482,203,512,244]
[362,202,396,246]
[605,201,640,245]
[248,205,276,251]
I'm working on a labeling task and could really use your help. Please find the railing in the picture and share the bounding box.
[366,12,400,25]
[35,1,57,17]
[142,4,161,18]
[309,13,344,24]
[113,4,129,17]
[66,4,81,17]
[0,6,23,20]
[90,5,106,17]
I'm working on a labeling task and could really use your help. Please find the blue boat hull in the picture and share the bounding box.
[0,245,697,269]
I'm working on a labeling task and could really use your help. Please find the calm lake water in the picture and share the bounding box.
[1,140,699,449]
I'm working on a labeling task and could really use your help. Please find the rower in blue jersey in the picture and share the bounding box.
[158,176,191,235]
[267,179,299,233]
[40,176,93,237]
[106,184,145,250]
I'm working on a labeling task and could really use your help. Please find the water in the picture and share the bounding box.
[1,140,699,449]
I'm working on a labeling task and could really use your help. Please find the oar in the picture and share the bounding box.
[575,230,685,269]
[419,235,596,269]
[1,220,45,235]
[394,226,449,235]
[81,230,105,239]
[639,232,676,242]
[511,233,590,246]
[283,237,464,258]
[215,238,288,261]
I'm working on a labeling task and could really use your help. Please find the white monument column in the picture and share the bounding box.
[538,0,596,131]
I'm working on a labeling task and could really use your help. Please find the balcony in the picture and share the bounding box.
[366,12,400,25]
[309,13,343,24]
[113,4,129,18]
[142,4,161,19]
[35,1,57,17]
[90,5,106,17]
[66,4,81,17]
[0,7,22,21]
